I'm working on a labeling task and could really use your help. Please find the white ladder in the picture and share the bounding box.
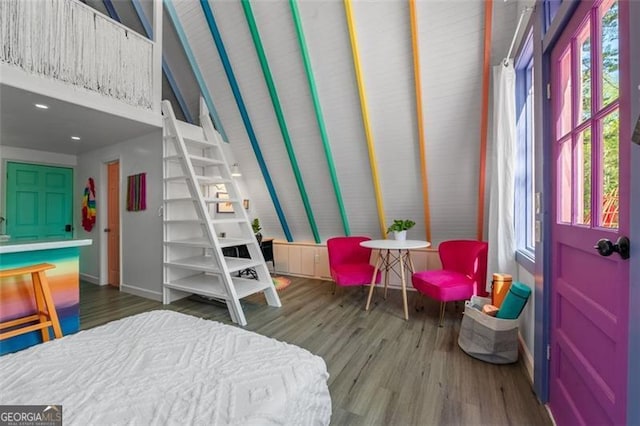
[161,99,281,326]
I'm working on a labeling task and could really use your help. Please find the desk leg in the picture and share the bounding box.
[399,250,409,320]
[365,250,383,311]
[407,251,416,273]
[383,250,390,299]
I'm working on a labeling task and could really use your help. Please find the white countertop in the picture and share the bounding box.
[0,239,93,254]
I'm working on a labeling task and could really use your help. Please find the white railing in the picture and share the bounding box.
[0,0,153,109]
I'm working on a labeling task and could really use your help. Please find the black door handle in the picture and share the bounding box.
[594,236,630,259]
[65,224,73,232]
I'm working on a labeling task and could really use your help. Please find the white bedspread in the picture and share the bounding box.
[0,310,331,425]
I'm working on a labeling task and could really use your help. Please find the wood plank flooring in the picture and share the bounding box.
[79,277,551,425]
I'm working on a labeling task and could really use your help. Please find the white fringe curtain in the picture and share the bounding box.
[487,61,517,289]
[0,0,153,109]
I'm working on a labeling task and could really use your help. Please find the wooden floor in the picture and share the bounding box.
[80,277,551,426]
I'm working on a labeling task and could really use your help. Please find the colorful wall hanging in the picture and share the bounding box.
[82,177,97,231]
[127,173,146,211]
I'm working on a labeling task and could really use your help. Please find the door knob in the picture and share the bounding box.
[594,236,630,259]
[104,228,111,233]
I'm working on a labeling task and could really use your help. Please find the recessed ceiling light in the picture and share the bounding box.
[34,103,49,109]
[71,136,81,141]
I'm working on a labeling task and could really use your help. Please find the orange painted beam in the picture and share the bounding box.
[477,0,493,241]
[409,0,431,242]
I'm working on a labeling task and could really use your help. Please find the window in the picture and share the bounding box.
[554,0,620,229]
[515,31,535,261]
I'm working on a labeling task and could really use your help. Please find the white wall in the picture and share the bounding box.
[0,146,77,235]
[75,130,163,300]
[516,264,535,381]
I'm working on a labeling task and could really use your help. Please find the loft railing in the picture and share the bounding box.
[0,0,153,110]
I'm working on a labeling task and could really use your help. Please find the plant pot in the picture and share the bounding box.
[255,232,263,245]
[393,230,407,241]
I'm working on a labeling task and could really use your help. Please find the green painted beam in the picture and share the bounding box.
[289,0,350,237]
[241,0,320,243]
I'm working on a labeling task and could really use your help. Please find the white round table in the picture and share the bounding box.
[360,239,431,320]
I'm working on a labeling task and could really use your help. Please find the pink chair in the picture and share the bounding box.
[327,236,381,294]
[412,240,488,326]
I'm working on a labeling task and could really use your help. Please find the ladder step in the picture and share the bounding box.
[163,176,230,184]
[184,137,218,148]
[164,197,195,203]
[211,218,245,225]
[189,154,224,167]
[165,256,262,274]
[165,274,272,300]
[164,237,254,248]
[164,155,224,168]
[219,237,255,248]
[164,197,239,204]
[164,238,210,248]
[205,196,240,204]
[197,176,230,184]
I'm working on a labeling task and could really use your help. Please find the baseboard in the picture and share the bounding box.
[120,283,162,302]
[274,271,332,281]
[545,404,557,426]
[80,273,101,285]
[518,333,534,384]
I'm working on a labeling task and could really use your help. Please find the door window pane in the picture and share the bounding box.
[576,127,592,225]
[600,0,619,107]
[558,49,572,138]
[558,138,572,224]
[577,24,591,123]
[600,109,619,228]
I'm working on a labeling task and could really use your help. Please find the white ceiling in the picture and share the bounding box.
[0,84,158,155]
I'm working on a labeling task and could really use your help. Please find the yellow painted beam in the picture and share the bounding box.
[343,0,387,238]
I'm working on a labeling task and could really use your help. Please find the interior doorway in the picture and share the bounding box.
[5,162,73,241]
[107,161,120,288]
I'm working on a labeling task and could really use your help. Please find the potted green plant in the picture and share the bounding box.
[387,219,415,241]
[251,218,263,244]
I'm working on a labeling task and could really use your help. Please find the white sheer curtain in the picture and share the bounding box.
[487,61,517,290]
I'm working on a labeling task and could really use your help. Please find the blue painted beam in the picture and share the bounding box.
[198,0,293,242]
[129,0,194,124]
[102,0,120,21]
[163,0,228,142]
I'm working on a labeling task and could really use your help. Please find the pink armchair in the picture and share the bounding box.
[327,236,381,294]
[411,240,488,326]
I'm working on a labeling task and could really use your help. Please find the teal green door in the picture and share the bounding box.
[6,162,73,241]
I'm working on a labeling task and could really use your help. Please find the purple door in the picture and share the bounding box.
[549,0,630,424]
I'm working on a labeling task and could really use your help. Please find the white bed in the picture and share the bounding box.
[0,310,331,425]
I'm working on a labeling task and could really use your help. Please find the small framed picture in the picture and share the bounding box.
[243,199,250,210]
[216,192,234,213]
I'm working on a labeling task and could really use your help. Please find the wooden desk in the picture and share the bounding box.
[222,238,274,276]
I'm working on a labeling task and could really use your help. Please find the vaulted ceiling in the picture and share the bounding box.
[82,0,530,244]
